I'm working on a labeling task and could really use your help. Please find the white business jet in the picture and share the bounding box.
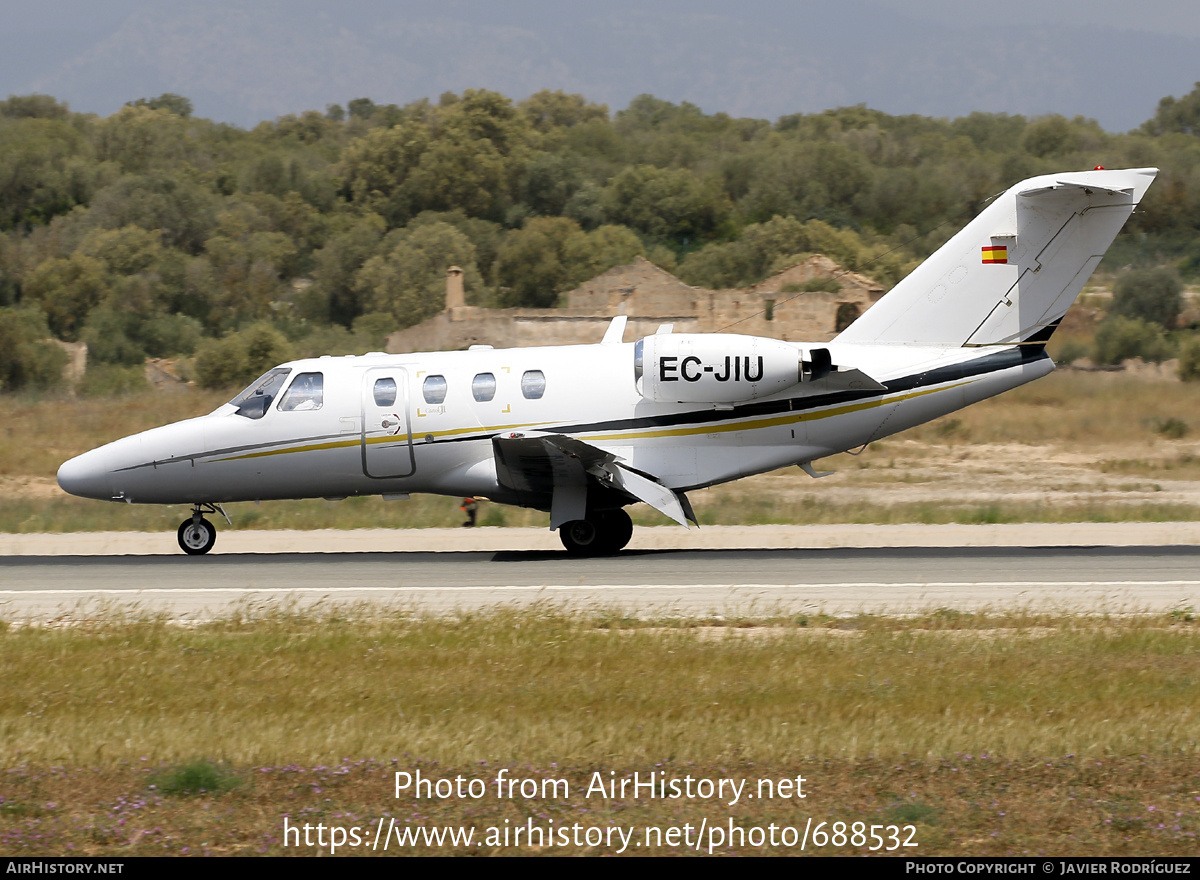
[57,167,1157,556]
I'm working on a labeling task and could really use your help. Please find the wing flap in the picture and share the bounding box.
[492,432,694,529]
[607,463,690,526]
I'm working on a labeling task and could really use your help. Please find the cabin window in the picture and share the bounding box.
[472,372,496,402]
[422,374,448,404]
[373,377,397,407]
[230,368,291,420]
[278,372,324,412]
[521,370,546,399]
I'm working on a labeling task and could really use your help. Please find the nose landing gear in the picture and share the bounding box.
[176,503,229,555]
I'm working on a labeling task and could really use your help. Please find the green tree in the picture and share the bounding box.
[0,94,70,120]
[406,133,513,219]
[338,121,431,223]
[600,165,732,246]
[677,216,869,289]
[406,90,534,220]
[204,230,298,329]
[492,217,581,307]
[80,308,147,365]
[519,90,608,132]
[0,116,107,229]
[493,218,643,307]
[125,93,194,118]
[92,104,194,173]
[1093,315,1170,365]
[193,323,292,389]
[23,253,111,340]
[304,214,386,325]
[0,306,68,391]
[76,225,165,276]
[521,151,587,217]
[85,172,217,252]
[737,140,871,225]
[347,98,377,121]
[1142,82,1200,136]
[563,225,644,281]
[353,222,481,328]
[407,211,504,280]
[1111,266,1183,328]
[1178,334,1200,381]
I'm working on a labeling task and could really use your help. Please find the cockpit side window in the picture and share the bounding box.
[230,368,291,420]
[278,372,324,412]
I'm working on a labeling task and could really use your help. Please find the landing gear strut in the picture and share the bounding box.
[176,503,226,555]
[559,508,633,557]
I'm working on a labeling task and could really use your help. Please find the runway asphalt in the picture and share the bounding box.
[1,524,1197,620]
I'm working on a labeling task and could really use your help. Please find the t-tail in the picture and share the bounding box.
[835,167,1158,348]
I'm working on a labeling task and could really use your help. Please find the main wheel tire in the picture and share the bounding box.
[559,510,634,557]
[597,509,633,554]
[559,518,603,557]
[177,518,217,555]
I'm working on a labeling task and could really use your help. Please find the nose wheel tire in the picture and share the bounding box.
[559,509,633,557]
[178,518,217,555]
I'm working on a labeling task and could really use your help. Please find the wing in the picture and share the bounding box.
[492,432,696,529]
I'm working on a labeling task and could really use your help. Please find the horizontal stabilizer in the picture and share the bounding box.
[1019,177,1134,198]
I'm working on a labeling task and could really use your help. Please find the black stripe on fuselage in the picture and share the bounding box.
[456,346,1050,442]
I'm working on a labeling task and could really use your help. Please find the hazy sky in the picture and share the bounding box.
[871,0,1200,39]
[7,0,1200,38]
[2,0,1197,129]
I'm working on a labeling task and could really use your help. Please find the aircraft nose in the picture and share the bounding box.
[57,450,112,500]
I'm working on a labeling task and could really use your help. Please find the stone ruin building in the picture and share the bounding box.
[386,255,885,353]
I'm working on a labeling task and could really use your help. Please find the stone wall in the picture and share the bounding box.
[386,255,885,353]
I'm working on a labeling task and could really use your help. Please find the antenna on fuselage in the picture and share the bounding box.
[601,315,628,345]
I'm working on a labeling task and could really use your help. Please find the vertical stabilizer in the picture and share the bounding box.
[835,168,1157,347]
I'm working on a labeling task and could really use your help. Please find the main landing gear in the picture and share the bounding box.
[558,508,634,557]
[176,503,227,555]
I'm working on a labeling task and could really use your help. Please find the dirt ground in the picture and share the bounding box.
[716,438,1200,512]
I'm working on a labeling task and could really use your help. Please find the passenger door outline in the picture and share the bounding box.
[361,367,416,479]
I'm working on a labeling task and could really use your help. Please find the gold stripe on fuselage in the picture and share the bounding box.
[208,380,969,465]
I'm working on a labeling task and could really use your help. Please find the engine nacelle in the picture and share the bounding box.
[635,333,828,404]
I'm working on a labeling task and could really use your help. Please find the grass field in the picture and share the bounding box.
[2,370,1200,532]
[1,608,1198,855]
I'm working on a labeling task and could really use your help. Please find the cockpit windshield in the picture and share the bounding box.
[230,367,291,419]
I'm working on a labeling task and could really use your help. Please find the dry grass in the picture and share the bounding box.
[3,609,1198,767]
[0,389,229,478]
[1,609,1199,855]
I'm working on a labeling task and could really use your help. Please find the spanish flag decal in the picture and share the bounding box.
[982,245,1008,264]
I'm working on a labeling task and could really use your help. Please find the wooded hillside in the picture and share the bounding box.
[4,85,1200,391]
